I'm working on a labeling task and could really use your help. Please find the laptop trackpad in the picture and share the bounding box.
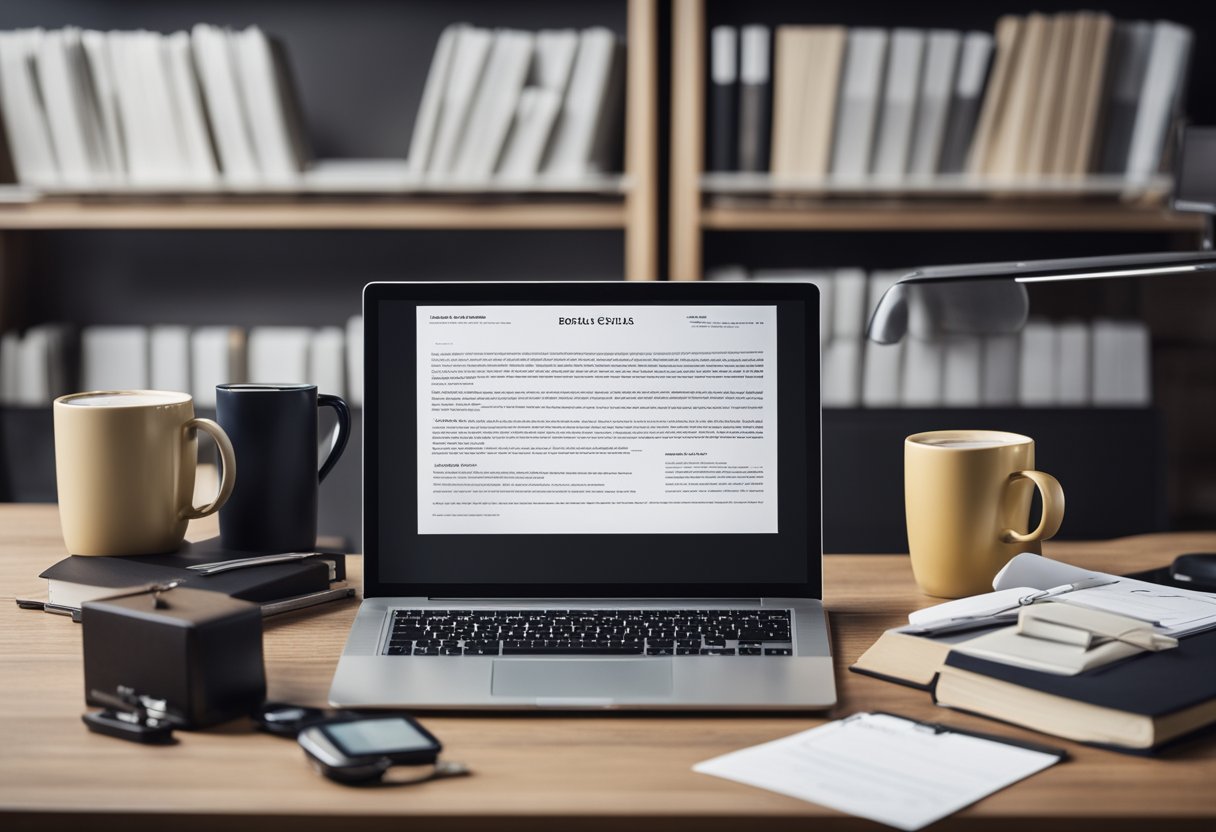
[492,660,672,700]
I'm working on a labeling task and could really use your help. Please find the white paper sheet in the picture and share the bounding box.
[694,712,1061,831]
[906,587,1028,628]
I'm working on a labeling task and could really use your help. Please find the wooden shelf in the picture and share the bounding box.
[700,200,1208,233]
[0,199,629,231]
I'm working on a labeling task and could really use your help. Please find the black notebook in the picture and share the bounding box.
[934,628,1216,753]
[37,538,347,613]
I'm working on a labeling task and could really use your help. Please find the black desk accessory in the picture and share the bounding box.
[254,702,469,786]
[216,383,350,552]
[82,685,177,744]
[1169,553,1216,589]
[82,584,266,729]
[1125,555,1216,593]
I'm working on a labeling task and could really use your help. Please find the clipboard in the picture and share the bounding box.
[866,711,1069,759]
[694,711,1067,831]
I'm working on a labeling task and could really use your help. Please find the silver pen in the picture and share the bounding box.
[1016,575,1120,606]
[187,552,327,575]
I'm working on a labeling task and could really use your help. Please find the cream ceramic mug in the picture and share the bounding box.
[54,390,237,556]
[905,430,1064,598]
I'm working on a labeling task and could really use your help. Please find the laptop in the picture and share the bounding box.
[328,280,835,709]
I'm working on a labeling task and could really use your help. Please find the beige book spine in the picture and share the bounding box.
[770,27,806,176]
[799,26,846,177]
[770,26,845,178]
[966,15,1022,176]
[990,13,1049,177]
[1026,15,1072,176]
[1072,13,1115,173]
[1049,13,1093,175]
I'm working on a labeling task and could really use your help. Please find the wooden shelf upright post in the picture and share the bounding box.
[625,0,659,281]
[669,0,705,280]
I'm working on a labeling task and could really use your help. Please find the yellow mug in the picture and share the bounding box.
[904,430,1064,598]
[54,390,237,556]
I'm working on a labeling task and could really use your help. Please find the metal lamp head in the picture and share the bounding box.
[866,251,1216,344]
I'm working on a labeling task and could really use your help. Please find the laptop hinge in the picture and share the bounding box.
[427,597,766,603]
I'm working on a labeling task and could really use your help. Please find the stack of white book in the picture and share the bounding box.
[0,24,625,193]
[408,25,625,184]
[0,317,366,408]
[0,25,314,190]
[707,266,1153,408]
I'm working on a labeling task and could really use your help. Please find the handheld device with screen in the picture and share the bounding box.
[297,715,453,784]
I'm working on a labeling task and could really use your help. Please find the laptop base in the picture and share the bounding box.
[329,597,836,710]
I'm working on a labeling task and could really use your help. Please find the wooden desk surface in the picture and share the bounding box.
[2,504,1214,831]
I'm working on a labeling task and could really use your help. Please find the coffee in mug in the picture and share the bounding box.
[54,390,237,556]
[904,430,1064,598]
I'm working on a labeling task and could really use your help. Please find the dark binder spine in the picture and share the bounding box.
[938,96,981,173]
[737,82,770,172]
[710,83,738,171]
[736,25,771,172]
[709,26,738,172]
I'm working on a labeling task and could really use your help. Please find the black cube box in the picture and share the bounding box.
[82,587,266,728]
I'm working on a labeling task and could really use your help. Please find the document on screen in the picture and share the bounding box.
[416,304,778,534]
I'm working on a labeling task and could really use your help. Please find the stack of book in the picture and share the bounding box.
[708,267,1152,408]
[853,554,1216,753]
[0,316,364,409]
[707,15,1192,187]
[0,25,310,189]
[408,25,625,184]
[0,24,624,192]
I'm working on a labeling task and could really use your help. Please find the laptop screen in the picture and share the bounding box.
[364,281,821,599]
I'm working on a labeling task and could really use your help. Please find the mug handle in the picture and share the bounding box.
[317,394,351,483]
[1000,470,1065,544]
[180,418,237,520]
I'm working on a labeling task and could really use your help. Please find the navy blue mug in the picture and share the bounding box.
[215,383,350,553]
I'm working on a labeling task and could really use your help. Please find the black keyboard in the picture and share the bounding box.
[383,608,794,657]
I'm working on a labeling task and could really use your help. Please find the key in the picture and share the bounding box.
[502,645,643,655]
[463,644,499,656]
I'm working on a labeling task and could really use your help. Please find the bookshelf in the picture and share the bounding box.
[668,0,1211,279]
[0,0,658,278]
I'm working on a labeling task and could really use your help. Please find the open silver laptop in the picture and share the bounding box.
[329,281,835,709]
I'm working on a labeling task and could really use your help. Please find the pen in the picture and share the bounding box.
[187,552,327,575]
[1017,575,1119,606]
